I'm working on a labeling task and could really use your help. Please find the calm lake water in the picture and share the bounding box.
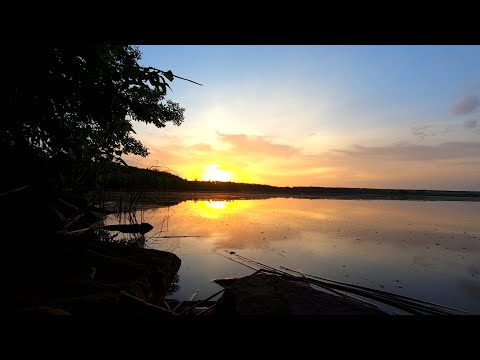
[106,198,480,314]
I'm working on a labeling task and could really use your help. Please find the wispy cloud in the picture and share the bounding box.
[411,125,430,140]
[334,142,480,162]
[463,119,479,130]
[410,122,460,140]
[453,95,480,115]
[217,132,299,157]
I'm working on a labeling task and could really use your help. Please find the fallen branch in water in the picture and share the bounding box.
[171,289,200,314]
[278,265,468,314]
[219,251,469,315]
[118,291,174,315]
[195,303,217,316]
[177,288,226,316]
[216,251,258,271]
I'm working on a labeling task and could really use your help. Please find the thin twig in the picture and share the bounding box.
[172,289,200,313]
[283,267,382,309]
[195,303,217,316]
[0,185,30,197]
[177,288,226,316]
[63,213,85,229]
[279,265,467,313]
[216,251,258,271]
[172,74,203,86]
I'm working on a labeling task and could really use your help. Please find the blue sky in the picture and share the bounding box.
[125,45,480,190]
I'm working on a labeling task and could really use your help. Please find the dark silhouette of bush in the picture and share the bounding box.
[3,45,185,190]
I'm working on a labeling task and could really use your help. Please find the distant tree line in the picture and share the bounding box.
[102,164,480,198]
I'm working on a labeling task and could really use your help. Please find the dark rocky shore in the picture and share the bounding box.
[2,234,181,315]
[2,232,386,315]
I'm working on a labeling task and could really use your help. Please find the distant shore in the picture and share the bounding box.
[97,164,480,202]
[101,189,480,208]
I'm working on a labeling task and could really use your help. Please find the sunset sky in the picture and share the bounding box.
[125,45,480,191]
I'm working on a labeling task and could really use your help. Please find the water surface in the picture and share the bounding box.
[106,198,480,313]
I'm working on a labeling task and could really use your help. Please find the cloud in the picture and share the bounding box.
[410,122,460,140]
[411,125,429,140]
[191,143,213,152]
[453,95,480,115]
[217,132,299,157]
[334,142,480,162]
[464,119,478,130]
[126,130,480,190]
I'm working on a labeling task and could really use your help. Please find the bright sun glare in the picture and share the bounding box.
[201,164,232,182]
[205,201,227,209]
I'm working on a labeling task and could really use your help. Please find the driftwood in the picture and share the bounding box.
[118,291,174,315]
[171,289,200,313]
[0,185,30,197]
[177,288,226,316]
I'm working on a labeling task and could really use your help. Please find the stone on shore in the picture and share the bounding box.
[215,273,386,315]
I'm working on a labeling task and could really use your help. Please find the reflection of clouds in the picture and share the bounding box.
[211,224,293,250]
[412,255,435,269]
[143,198,480,255]
[134,198,480,312]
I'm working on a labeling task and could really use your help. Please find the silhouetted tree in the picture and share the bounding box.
[3,45,185,187]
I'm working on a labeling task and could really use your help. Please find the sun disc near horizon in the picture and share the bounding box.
[201,164,233,182]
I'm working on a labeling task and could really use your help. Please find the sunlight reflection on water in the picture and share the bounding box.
[106,198,480,313]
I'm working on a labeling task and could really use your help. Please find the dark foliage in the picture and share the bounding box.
[3,45,184,190]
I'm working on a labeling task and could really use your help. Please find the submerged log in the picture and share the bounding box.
[102,223,154,234]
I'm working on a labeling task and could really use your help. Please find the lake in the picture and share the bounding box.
[105,197,480,314]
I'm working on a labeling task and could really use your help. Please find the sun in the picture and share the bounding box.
[201,164,232,182]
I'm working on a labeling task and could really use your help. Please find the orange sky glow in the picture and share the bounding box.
[123,45,480,190]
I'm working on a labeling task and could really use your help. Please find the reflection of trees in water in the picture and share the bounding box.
[97,206,179,250]
[144,206,179,251]
[167,273,180,295]
[96,228,147,247]
[113,207,145,226]
[96,207,148,247]
[118,232,147,247]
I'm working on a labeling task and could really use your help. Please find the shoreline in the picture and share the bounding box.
[101,190,480,207]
